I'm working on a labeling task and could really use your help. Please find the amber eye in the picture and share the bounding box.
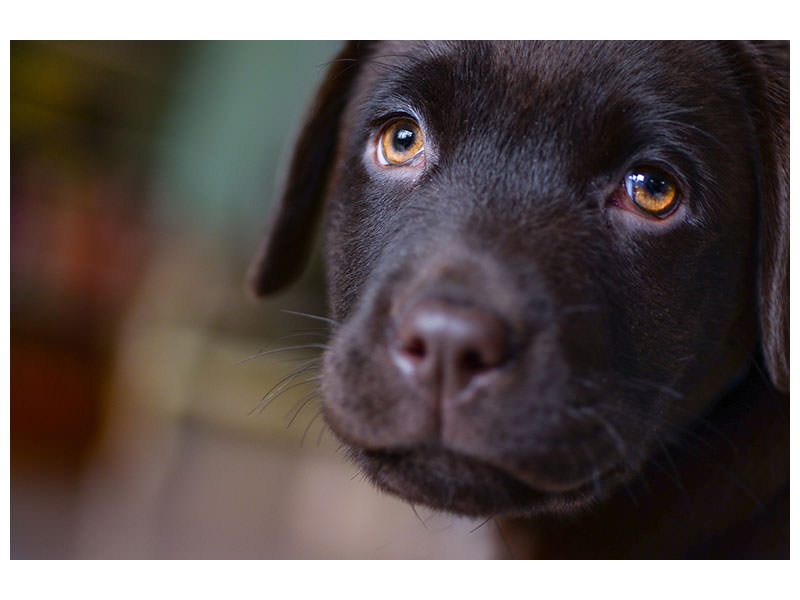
[378,119,424,166]
[623,167,679,217]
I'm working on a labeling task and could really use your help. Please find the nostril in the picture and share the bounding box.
[459,348,490,373]
[402,336,427,360]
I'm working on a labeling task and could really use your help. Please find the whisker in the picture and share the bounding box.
[301,409,324,447]
[589,446,611,498]
[286,390,321,428]
[235,343,328,366]
[275,330,330,342]
[280,309,339,326]
[316,420,331,447]
[283,388,321,419]
[409,504,429,530]
[276,375,322,403]
[627,378,683,400]
[654,438,693,509]
[248,361,321,415]
[317,57,360,69]
[322,58,362,84]
[469,515,494,533]
[568,405,635,467]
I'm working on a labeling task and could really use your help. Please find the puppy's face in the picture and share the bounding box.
[251,41,788,518]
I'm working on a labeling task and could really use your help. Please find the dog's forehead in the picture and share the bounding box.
[357,41,731,106]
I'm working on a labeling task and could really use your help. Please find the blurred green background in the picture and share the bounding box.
[10,40,492,559]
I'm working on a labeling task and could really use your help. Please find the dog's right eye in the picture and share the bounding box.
[377,119,425,166]
[624,168,678,217]
[608,165,681,220]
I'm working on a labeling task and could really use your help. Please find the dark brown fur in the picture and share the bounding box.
[249,41,788,558]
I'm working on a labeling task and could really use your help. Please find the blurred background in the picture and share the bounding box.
[10,40,493,559]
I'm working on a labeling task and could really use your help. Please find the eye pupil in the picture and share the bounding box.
[392,127,416,151]
[646,176,669,197]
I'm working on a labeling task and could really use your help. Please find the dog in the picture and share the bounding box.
[248,41,788,558]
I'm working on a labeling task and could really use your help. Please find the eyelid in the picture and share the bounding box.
[368,104,424,128]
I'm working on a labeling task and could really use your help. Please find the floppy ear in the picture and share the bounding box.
[247,41,370,297]
[735,41,789,392]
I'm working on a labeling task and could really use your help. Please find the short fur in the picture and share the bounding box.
[249,41,789,558]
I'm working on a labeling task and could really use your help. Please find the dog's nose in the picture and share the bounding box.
[392,299,509,399]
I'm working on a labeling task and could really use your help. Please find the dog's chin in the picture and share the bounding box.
[348,444,626,517]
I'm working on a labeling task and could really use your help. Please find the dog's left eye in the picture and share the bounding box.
[377,119,425,166]
[614,167,680,218]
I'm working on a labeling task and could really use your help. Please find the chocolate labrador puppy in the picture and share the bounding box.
[248,41,788,558]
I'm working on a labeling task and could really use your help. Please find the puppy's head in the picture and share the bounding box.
[249,41,788,516]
